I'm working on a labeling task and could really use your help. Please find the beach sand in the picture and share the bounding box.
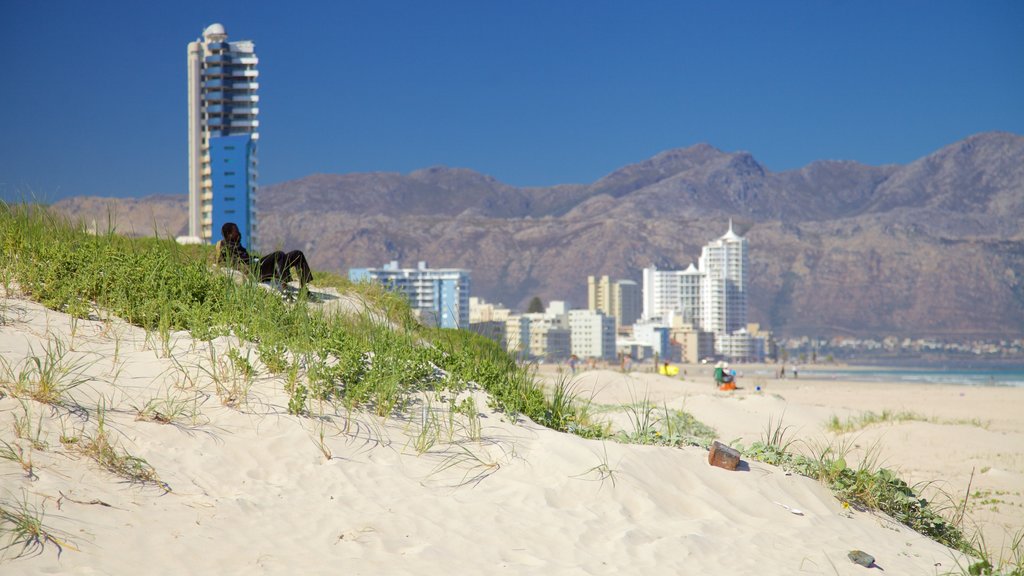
[1,294,1020,574]
[537,363,1024,561]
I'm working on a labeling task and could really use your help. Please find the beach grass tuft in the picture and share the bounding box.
[74,402,168,492]
[0,491,75,560]
[826,410,992,433]
[741,415,973,554]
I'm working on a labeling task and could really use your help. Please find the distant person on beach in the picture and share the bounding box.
[714,362,733,387]
[568,355,579,375]
[219,222,313,288]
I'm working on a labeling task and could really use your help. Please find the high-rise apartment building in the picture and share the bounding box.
[641,222,756,360]
[698,221,747,337]
[641,266,684,321]
[184,23,260,247]
[568,310,616,361]
[588,275,642,328]
[349,261,470,329]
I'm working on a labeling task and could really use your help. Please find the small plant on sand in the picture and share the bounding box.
[226,346,255,380]
[310,418,333,462]
[455,396,482,441]
[409,399,442,454]
[617,387,660,444]
[201,343,252,409]
[428,440,507,488]
[572,443,619,490]
[12,400,48,451]
[660,403,717,448]
[0,491,74,559]
[0,336,89,408]
[743,412,795,466]
[0,440,35,480]
[75,402,168,492]
[540,375,607,439]
[257,341,290,375]
[132,389,206,427]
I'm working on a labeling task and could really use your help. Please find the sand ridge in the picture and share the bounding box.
[1,295,1019,574]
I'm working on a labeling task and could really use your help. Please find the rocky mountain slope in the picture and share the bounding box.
[52,132,1024,339]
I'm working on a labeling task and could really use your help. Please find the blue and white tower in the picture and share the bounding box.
[185,23,260,247]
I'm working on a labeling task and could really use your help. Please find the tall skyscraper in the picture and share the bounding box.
[184,23,260,247]
[640,222,757,360]
[699,220,748,341]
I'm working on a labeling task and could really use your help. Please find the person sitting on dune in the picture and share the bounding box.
[218,222,313,289]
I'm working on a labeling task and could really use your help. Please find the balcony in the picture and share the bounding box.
[204,54,258,66]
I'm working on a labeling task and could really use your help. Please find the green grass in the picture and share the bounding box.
[826,410,991,433]
[74,402,168,492]
[0,491,74,559]
[740,415,973,554]
[0,336,90,408]
[0,201,597,437]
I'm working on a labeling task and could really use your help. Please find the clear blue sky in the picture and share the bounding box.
[1,1,1022,201]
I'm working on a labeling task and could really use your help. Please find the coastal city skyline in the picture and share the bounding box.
[2,2,1022,202]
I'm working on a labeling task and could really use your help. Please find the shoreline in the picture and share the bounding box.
[540,360,1024,388]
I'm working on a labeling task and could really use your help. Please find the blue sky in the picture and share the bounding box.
[1,1,1021,201]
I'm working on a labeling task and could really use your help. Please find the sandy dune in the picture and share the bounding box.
[1,295,1019,574]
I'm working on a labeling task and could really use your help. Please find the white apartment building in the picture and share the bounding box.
[469,296,511,324]
[641,266,682,321]
[568,310,616,361]
[349,261,470,329]
[699,221,748,340]
[631,320,672,360]
[504,315,531,357]
[525,313,571,360]
[642,265,704,323]
[641,222,760,361]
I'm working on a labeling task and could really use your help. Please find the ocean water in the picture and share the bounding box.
[777,367,1024,388]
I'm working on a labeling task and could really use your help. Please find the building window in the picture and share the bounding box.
[225,171,236,176]
[225,184,235,189]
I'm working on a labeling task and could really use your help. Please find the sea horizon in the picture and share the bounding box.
[745,365,1024,388]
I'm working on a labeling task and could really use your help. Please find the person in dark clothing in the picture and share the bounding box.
[219,222,313,288]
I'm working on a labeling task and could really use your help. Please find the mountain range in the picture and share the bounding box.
[52,131,1024,339]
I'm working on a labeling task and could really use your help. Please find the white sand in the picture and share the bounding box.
[1,295,1019,574]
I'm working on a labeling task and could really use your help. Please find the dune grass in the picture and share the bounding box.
[0,201,604,436]
[0,491,74,560]
[741,415,973,554]
[826,410,991,433]
[73,402,168,492]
